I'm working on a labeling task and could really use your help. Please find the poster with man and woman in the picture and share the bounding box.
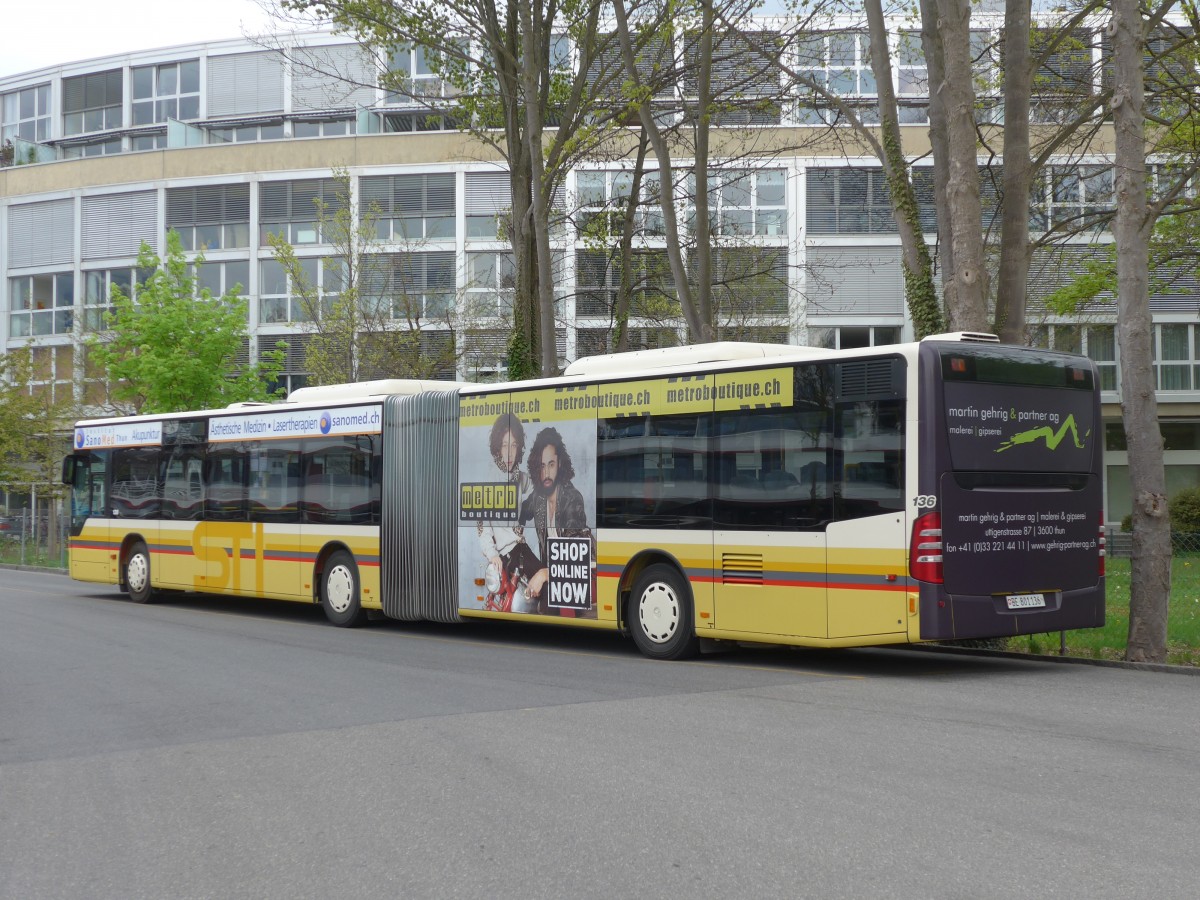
[457,388,597,618]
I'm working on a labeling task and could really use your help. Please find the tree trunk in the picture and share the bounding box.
[1112,0,1170,663]
[931,0,989,331]
[864,0,943,338]
[919,0,957,322]
[610,0,707,341]
[690,3,715,341]
[614,132,651,354]
[518,0,559,375]
[993,0,1034,344]
[507,158,541,379]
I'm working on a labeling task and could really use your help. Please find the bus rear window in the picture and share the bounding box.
[941,348,1094,391]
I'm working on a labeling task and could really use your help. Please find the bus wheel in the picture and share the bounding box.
[629,564,699,660]
[125,542,155,604]
[320,550,366,627]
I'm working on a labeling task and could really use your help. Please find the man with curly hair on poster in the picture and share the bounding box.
[525,426,594,617]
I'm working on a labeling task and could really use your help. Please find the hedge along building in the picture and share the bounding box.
[1,17,1198,529]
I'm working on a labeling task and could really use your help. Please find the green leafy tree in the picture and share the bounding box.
[0,347,76,557]
[87,232,284,414]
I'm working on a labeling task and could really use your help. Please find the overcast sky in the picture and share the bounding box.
[1,0,282,78]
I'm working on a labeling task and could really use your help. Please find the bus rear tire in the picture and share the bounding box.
[320,550,366,627]
[125,542,155,604]
[629,564,699,660]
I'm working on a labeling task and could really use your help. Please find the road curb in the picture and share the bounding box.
[0,563,69,576]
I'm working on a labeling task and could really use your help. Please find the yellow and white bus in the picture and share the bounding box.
[63,334,1106,659]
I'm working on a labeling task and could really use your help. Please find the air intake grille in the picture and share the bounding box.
[722,552,764,585]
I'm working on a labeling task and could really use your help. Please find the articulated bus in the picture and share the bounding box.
[63,334,1105,660]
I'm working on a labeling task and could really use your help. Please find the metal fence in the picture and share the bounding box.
[0,509,70,568]
[1106,530,1200,558]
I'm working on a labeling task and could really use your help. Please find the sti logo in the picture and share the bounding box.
[319,411,333,435]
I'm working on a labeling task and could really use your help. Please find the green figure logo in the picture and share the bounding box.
[996,415,1088,453]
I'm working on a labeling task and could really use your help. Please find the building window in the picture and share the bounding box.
[1030,323,1117,392]
[1029,28,1096,124]
[895,32,929,124]
[21,345,75,405]
[575,170,665,238]
[806,167,937,235]
[461,329,509,381]
[465,172,512,241]
[682,30,783,127]
[292,117,356,138]
[708,247,789,317]
[465,251,516,317]
[193,259,250,300]
[131,132,168,152]
[208,122,285,144]
[2,83,51,143]
[168,184,251,251]
[9,273,74,337]
[63,70,122,136]
[687,169,787,237]
[132,60,200,125]
[577,326,679,358]
[795,32,876,96]
[361,174,456,241]
[576,250,677,319]
[260,179,344,245]
[1030,165,1113,232]
[61,138,122,158]
[262,334,310,396]
[364,252,456,319]
[811,325,901,350]
[259,257,344,324]
[384,44,459,105]
[379,111,459,132]
[84,266,153,331]
[1155,323,1193,391]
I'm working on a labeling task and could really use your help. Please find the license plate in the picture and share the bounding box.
[1006,593,1046,610]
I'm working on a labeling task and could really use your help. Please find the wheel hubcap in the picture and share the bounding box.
[326,564,355,614]
[638,582,679,644]
[127,553,148,594]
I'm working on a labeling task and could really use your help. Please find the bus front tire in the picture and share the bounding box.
[125,542,155,604]
[629,564,699,661]
[320,550,366,627]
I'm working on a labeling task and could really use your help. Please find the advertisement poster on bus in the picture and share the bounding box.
[457,388,597,618]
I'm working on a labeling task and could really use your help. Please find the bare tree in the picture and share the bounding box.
[1112,0,1174,663]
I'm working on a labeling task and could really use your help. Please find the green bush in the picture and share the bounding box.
[1121,488,1200,534]
[1170,486,1200,533]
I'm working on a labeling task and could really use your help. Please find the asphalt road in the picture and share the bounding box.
[2,569,1198,899]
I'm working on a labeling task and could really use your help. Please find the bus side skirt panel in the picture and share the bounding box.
[381,391,462,622]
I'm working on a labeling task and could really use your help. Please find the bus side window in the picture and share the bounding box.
[204,446,246,520]
[162,447,204,521]
[833,398,904,519]
[597,413,710,528]
[110,448,162,519]
[303,437,374,525]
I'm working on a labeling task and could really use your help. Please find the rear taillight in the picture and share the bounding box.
[1098,513,1106,577]
[909,511,943,584]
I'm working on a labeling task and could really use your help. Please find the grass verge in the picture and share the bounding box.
[1010,556,1200,666]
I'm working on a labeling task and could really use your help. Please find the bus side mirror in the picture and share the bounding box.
[62,455,79,485]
